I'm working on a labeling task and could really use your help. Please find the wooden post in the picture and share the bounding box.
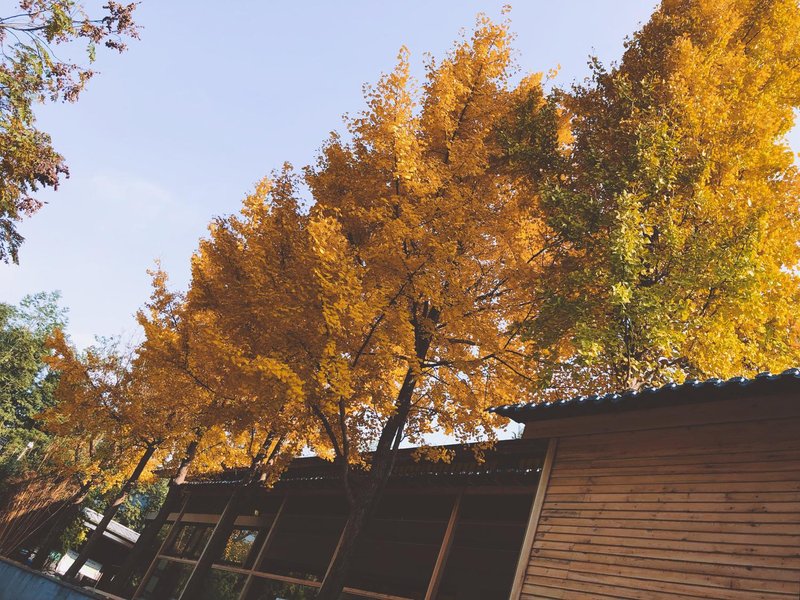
[424,493,461,600]
[178,485,248,599]
[236,494,289,600]
[508,437,558,600]
[132,491,191,599]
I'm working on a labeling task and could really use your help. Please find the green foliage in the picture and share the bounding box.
[84,479,169,533]
[524,0,800,393]
[57,512,87,555]
[0,2,138,262]
[0,292,66,468]
[115,479,169,533]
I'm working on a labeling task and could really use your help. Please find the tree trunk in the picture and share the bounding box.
[108,439,199,594]
[131,491,191,600]
[317,496,372,599]
[317,400,410,599]
[316,446,401,600]
[63,443,157,582]
[317,303,439,599]
[102,486,179,594]
[29,482,92,571]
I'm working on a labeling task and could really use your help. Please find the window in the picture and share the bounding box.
[145,488,533,600]
[199,568,248,600]
[220,527,261,566]
[343,493,454,598]
[138,558,194,600]
[117,522,174,597]
[257,495,347,581]
[435,494,533,600]
[244,576,318,600]
[166,523,213,559]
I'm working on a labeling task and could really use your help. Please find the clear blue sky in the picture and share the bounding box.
[4,1,792,349]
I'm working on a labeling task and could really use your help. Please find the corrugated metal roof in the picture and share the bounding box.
[82,507,140,546]
[489,368,800,424]
[184,438,548,490]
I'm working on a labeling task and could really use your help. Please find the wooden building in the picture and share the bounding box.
[121,440,547,600]
[492,369,800,600]
[52,508,140,585]
[122,370,800,600]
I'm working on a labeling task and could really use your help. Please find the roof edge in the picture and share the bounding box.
[489,368,800,424]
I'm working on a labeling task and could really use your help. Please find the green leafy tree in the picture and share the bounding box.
[0,1,138,263]
[0,292,66,466]
[524,0,800,394]
[44,478,168,570]
[78,478,169,534]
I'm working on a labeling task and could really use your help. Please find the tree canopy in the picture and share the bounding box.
[523,0,800,395]
[0,1,138,263]
[14,2,800,596]
[0,292,65,462]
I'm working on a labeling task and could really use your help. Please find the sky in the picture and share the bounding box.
[1,0,772,349]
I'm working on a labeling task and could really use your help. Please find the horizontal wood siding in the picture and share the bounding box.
[520,416,800,599]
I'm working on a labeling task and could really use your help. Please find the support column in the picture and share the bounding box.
[508,437,558,600]
[178,485,248,600]
[424,493,462,600]
[236,494,289,600]
[132,491,191,599]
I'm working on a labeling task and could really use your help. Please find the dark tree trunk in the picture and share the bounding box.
[108,439,199,594]
[63,443,157,582]
[316,304,439,599]
[315,441,400,600]
[131,492,191,600]
[317,494,371,598]
[103,486,178,594]
[29,482,92,571]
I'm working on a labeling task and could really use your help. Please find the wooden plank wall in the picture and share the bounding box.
[520,417,800,599]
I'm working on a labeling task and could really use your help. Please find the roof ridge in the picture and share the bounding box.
[489,368,800,422]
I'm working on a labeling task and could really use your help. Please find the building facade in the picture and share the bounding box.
[121,370,800,599]
[494,370,800,599]
[122,440,546,600]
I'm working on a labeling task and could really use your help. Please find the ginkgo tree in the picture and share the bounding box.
[109,266,301,596]
[43,329,200,581]
[522,0,800,395]
[185,14,563,598]
[107,269,215,594]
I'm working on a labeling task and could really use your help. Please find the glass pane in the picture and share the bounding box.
[199,568,248,600]
[258,495,347,581]
[166,523,214,559]
[118,562,148,598]
[155,521,173,545]
[245,576,318,600]
[138,558,194,600]
[344,494,454,599]
[435,494,533,600]
[117,522,175,597]
[221,528,260,566]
